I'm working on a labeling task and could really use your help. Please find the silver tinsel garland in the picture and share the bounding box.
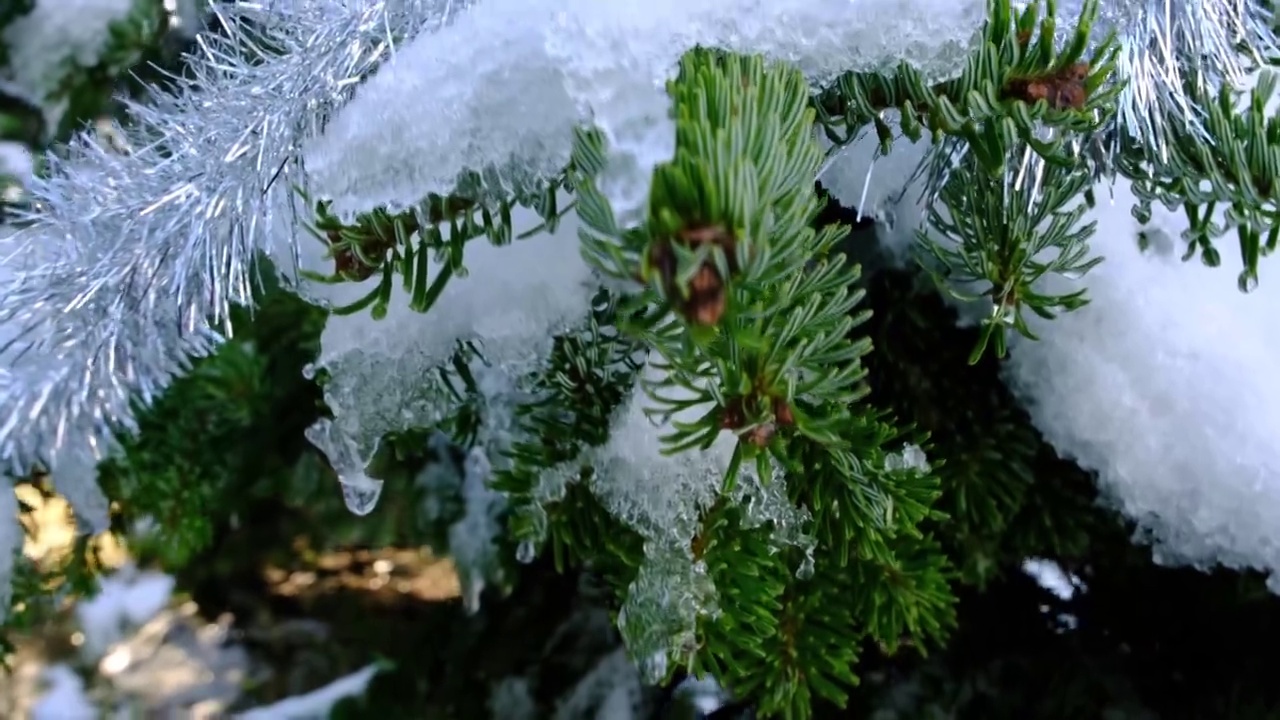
[0,0,1275,489]
[1094,0,1276,153]
[0,0,456,482]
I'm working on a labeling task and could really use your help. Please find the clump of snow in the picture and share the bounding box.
[305,204,595,514]
[885,443,930,474]
[304,0,986,220]
[586,356,730,545]
[1003,179,1280,589]
[236,663,382,719]
[30,665,96,720]
[1021,557,1083,600]
[75,566,175,661]
[0,140,34,197]
[1,0,140,126]
[830,116,1280,591]
[577,358,728,675]
[671,675,729,716]
[533,353,819,669]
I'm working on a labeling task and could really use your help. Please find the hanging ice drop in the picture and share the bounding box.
[339,473,385,516]
[795,550,815,580]
[304,418,385,516]
[515,539,538,564]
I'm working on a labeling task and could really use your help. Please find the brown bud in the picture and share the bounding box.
[720,397,746,430]
[745,423,776,448]
[1003,62,1091,111]
[685,263,727,326]
[773,397,795,426]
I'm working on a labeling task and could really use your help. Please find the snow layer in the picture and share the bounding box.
[586,359,732,546]
[237,664,381,719]
[1004,180,1280,588]
[75,566,175,661]
[304,0,986,220]
[30,666,97,720]
[307,204,594,488]
[824,110,1280,590]
[574,354,816,674]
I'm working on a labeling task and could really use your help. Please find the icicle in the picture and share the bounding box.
[616,545,718,683]
[449,447,507,613]
[515,539,538,564]
[339,474,385,517]
[304,206,592,519]
[304,418,385,516]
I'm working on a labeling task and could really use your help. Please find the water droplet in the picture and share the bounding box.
[516,539,537,564]
[340,475,384,516]
[1201,246,1222,268]
[301,362,317,380]
[1130,201,1152,224]
[1239,270,1260,293]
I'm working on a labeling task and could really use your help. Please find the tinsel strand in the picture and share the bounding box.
[927,0,1277,229]
[0,0,454,478]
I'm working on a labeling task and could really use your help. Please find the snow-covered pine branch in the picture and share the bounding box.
[4,0,1280,715]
